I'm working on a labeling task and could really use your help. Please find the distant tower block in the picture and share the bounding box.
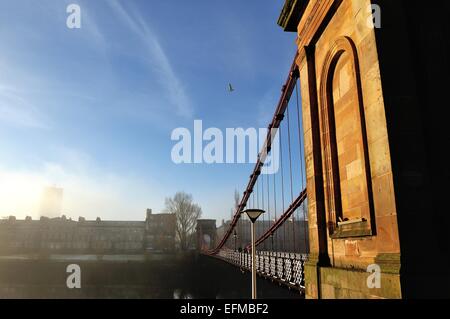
[39,187,63,218]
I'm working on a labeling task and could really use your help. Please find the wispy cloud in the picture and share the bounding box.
[108,1,193,119]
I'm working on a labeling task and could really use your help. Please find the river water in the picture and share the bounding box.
[0,254,301,299]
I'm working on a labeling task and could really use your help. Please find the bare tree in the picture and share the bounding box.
[164,192,202,251]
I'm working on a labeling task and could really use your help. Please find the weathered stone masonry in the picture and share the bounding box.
[279,0,450,299]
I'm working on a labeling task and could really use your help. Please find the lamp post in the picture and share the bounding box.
[233,230,237,252]
[241,208,265,299]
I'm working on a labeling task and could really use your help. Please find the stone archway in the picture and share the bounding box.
[196,220,217,251]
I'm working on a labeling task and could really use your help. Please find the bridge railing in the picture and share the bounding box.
[217,249,308,291]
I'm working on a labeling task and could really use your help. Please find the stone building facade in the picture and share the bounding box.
[279,0,450,298]
[0,209,176,255]
[145,209,177,252]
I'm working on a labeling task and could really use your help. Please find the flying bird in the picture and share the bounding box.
[228,83,235,93]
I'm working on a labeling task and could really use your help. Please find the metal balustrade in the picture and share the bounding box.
[216,249,308,291]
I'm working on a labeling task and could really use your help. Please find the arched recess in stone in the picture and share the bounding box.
[318,36,375,237]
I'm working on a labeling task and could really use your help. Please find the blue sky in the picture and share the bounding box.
[0,0,298,222]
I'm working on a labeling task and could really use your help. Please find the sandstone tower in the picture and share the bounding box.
[279,0,450,298]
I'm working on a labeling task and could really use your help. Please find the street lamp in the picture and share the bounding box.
[241,208,265,299]
[233,230,237,252]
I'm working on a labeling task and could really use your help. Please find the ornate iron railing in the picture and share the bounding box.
[217,249,308,292]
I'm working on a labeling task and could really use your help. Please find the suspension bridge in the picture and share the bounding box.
[201,54,310,295]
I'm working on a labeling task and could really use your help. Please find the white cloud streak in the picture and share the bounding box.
[108,1,193,119]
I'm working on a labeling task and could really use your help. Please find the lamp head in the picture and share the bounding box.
[241,209,265,223]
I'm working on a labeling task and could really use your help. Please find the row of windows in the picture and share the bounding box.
[0,233,145,242]
[2,242,144,250]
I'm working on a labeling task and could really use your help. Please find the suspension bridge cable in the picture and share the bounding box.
[237,212,240,251]
[243,195,247,248]
[267,172,270,238]
[279,124,286,251]
[267,174,270,232]
[256,178,259,209]
[239,194,243,250]
[287,102,297,252]
[261,174,265,250]
[286,104,294,203]
[273,157,278,251]
[262,172,265,211]
[251,189,255,249]
[252,187,255,209]
[256,178,260,246]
